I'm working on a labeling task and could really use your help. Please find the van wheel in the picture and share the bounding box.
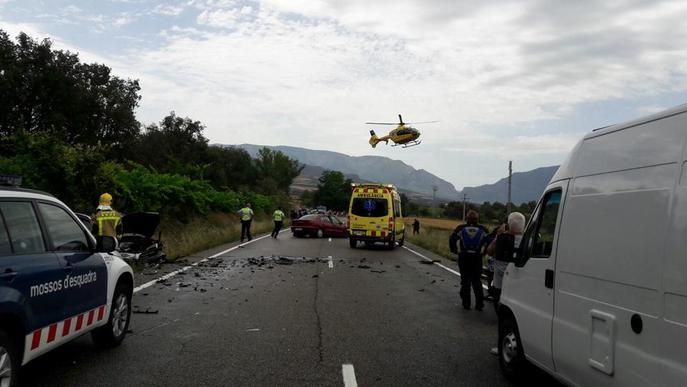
[398,232,405,247]
[387,238,395,250]
[316,229,324,238]
[0,330,19,387]
[499,316,526,381]
[92,282,131,348]
[349,238,356,248]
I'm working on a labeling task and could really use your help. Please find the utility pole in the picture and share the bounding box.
[462,193,469,221]
[507,161,513,215]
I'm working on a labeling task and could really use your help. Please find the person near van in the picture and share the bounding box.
[482,226,500,301]
[449,210,488,310]
[238,203,254,242]
[91,192,122,252]
[413,218,420,234]
[486,212,526,308]
[272,207,285,239]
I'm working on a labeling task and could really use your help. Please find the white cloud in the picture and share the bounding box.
[196,8,242,28]
[113,14,137,27]
[152,4,185,16]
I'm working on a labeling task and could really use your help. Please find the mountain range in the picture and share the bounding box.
[232,144,557,204]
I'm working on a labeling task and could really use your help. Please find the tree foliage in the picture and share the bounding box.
[0,29,300,220]
[313,170,352,211]
[0,31,140,153]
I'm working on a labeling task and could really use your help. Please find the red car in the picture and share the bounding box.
[291,214,348,238]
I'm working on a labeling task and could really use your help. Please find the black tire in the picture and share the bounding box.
[0,330,19,387]
[398,231,405,247]
[498,315,526,381]
[293,231,302,238]
[387,237,395,250]
[349,238,356,248]
[92,282,132,348]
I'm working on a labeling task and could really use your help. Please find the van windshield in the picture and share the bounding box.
[351,198,388,217]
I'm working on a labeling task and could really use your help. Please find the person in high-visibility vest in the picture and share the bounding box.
[238,203,254,242]
[91,192,122,252]
[271,207,285,239]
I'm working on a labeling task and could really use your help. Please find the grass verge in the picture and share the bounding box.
[405,225,454,261]
[160,212,285,260]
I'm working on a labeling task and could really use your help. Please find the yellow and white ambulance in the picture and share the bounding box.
[347,183,404,249]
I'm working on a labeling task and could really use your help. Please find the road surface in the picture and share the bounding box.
[21,231,560,386]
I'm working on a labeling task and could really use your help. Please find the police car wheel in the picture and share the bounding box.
[498,316,526,381]
[92,283,131,348]
[0,330,19,387]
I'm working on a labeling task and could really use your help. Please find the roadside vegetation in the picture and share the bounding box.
[0,30,300,258]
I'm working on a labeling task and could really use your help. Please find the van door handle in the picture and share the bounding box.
[545,269,554,289]
[0,269,17,281]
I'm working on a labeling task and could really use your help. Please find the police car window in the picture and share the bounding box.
[351,198,388,217]
[38,203,89,252]
[531,190,562,258]
[0,201,45,254]
[0,211,11,254]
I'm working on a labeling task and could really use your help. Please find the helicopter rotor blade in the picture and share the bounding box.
[365,122,398,125]
[405,121,439,124]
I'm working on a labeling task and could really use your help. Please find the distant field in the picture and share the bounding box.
[404,217,461,231]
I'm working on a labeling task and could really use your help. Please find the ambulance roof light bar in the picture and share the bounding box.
[0,174,22,187]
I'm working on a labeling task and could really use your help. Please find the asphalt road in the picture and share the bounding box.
[21,232,561,386]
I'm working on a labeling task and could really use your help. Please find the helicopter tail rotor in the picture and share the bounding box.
[369,130,380,148]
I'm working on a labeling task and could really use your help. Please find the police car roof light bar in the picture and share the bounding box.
[0,174,22,187]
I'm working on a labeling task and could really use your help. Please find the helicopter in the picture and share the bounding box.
[366,114,438,148]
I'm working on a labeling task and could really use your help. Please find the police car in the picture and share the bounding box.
[0,179,133,386]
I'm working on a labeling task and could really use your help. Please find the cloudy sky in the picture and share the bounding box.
[2,0,687,189]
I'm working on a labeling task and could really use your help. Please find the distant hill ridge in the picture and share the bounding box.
[459,166,559,204]
[235,144,460,200]
[229,144,558,204]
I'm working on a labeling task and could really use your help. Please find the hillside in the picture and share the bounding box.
[459,166,559,204]
[235,144,460,200]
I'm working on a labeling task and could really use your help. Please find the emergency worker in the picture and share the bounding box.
[272,207,285,239]
[238,203,254,242]
[449,210,488,310]
[92,192,122,252]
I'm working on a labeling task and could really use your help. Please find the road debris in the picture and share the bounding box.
[133,308,159,314]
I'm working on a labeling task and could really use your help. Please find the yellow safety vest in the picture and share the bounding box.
[240,207,253,221]
[94,210,121,237]
[273,210,284,221]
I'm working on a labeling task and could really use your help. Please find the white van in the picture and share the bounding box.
[498,104,687,386]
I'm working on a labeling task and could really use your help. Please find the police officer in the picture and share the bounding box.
[272,207,285,239]
[92,193,122,252]
[449,210,488,310]
[238,203,254,242]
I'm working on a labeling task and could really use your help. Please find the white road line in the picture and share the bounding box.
[133,229,286,294]
[328,255,333,269]
[342,364,358,387]
[402,246,489,290]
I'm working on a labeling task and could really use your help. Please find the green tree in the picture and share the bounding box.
[127,112,209,178]
[313,171,352,211]
[254,147,303,194]
[0,31,141,152]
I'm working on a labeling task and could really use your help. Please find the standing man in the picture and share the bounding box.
[92,192,122,252]
[272,207,285,239]
[238,203,254,242]
[449,210,488,311]
[412,218,421,235]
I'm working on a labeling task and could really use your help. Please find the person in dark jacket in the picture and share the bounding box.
[486,212,526,309]
[449,210,488,310]
[412,218,420,234]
